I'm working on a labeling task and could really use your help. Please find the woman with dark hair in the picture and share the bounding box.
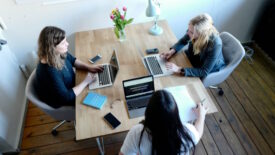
[119,90,208,155]
[34,26,103,108]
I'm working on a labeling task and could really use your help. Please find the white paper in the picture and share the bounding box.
[165,86,197,123]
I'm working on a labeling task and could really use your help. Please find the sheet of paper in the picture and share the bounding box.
[165,86,197,123]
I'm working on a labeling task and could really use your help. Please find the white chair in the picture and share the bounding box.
[202,32,245,95]
[25,70,75,136]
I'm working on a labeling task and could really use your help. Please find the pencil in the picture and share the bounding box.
[196,98,206,108]
[200,98,206,106]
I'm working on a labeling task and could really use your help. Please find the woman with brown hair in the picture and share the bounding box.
[161,13,225,79]
[34,26,103,108]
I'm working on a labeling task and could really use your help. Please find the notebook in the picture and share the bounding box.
[83,92,107,109]
[164,85,197,123]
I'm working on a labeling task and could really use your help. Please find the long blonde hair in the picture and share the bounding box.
[38,26,66,70]
[190,13,219,55]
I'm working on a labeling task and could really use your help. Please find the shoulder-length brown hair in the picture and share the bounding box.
[38,26,66,70]
[190,13,219,55]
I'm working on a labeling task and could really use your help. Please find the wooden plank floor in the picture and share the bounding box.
[20,44,275,155]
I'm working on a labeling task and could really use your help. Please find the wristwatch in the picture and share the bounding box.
[180,68,185,75]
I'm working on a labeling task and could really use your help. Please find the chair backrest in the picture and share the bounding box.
[25,70,75,121]
[220,32,245,67]
[202,32,245,87]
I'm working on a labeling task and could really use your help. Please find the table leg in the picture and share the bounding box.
[101,137,104,153]
[96,137,104,155]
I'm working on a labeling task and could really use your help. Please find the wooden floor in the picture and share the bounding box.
[20,44,275,155]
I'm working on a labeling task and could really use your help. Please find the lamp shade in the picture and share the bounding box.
[146,0,160,17]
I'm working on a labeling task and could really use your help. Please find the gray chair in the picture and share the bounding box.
[25,70,75,136]
[202,32,245,95]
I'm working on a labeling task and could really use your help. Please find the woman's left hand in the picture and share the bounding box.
[87,65,104,73]
[165,62,181,74]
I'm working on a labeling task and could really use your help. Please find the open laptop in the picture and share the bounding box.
[89,50,120,90]
[143,54,173,77]
[123,75,154,118]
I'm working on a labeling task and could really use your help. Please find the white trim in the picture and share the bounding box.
[124,77,153,87]
[15,0,79,5]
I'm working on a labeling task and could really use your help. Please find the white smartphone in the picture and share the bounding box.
[89,54,102,64]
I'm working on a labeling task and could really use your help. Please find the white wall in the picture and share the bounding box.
[0,0,269,67]
[0,0,269,152]
[0,30,27,153]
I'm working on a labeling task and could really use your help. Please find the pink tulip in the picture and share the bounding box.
[110,14,115,19]
[120,15,124,20]
[123,6,127,11]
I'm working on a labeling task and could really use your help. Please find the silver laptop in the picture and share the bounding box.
[143,54,173,77]
[89,50,120,90]
[123,75,154,118]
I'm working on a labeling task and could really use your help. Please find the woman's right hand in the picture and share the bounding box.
[73,73,96,96]
[160,49,176,60]
[193,101,209,119]
[84,73,96,85]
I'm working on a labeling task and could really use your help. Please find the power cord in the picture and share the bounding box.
[110,99,122,109]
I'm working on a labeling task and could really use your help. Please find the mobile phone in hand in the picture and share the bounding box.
[146,48,159,54]
[89,54,102,64]
[104,112,121,129]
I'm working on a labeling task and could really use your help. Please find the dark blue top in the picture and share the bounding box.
[34,53,76,108]
[171,33,225,79]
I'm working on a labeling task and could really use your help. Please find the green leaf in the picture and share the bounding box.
[126,18,134,24]
[119,22,124,30]
[123,20,127,25]
[114,27,119,38]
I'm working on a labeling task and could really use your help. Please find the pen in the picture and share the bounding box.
[196,98,206,108]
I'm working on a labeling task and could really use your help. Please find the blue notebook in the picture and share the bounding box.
[83,92,107,109]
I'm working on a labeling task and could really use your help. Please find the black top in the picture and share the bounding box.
[34,53,76,108]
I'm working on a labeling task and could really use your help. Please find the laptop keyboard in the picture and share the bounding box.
[127,96,151,110]
[147,56,163,75]
[98,65,111,86]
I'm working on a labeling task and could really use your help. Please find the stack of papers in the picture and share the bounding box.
[165,86,197,123]
[83,92,107,109]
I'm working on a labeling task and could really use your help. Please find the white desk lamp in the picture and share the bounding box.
[146,0,163,35]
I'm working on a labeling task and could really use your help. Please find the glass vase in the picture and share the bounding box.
[118,29,126,42]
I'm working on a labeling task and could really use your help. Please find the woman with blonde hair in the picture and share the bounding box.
[34,26,103,108]
[161,13,225,78]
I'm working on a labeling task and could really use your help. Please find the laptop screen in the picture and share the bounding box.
[109,50,119,83]
[123,76,154,99]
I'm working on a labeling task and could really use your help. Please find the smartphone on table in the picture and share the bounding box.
[103,112,121,129]
[146,48,159,54]
[89,54,102,64]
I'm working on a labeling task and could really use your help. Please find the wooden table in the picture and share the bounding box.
[75,20,218,148]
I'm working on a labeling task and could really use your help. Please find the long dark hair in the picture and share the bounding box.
[139,90,195,155]
[38,26,66,70]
